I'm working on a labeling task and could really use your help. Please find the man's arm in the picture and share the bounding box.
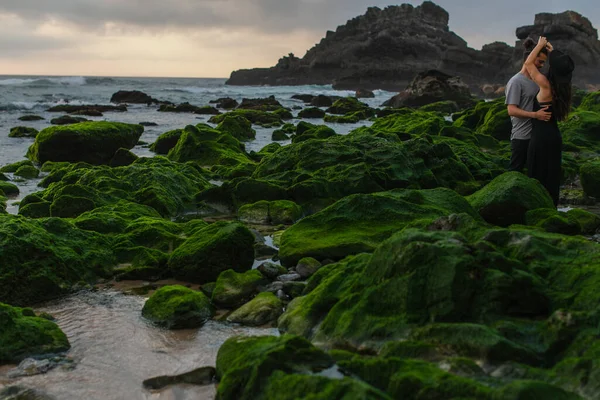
[507,104,548,119]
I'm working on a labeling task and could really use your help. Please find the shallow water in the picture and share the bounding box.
[0,290,278,400]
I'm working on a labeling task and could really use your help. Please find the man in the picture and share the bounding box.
[506,38,553,172]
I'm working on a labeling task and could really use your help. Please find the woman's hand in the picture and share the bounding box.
[546,41,554,52]
[537,36,548,48]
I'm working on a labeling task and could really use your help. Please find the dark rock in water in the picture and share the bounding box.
[71,109,103,117]
[282,281,306,298]
[298,107,325,119]
[237,96,282,111]
[143,366,216,390]
[142,285,214,329]
[158,102,220,115]
[9,126,38,138]
[277,273,302,282]
[254,242,278,258]
[210,97,239,109]
[355,88,375,98]
[226,292,284,326]
[257,262,287,280]
[382,70,476,109]
[139,121,158,126]
[18,115,44,122]
[226,4,600,90]
[47,104,127,113]
[296,257,322,279]
[50,115,88,125]
[291,94,314,103]
[310,95,333,107]
[271,129,290,141]
[110,90,160,104]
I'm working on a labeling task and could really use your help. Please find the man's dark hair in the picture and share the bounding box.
[523,37,548,61]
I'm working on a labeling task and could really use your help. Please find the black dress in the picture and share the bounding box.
[527,99,562,206]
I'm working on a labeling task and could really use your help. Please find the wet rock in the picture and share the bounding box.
[254,242,278,259]
[158,102,220,115]
[139,121,158,126]
[296,257,322,279]
[271,129,290,141]
[282,281,307,298]
[109,148,139,167]
[298,107,326,119]
[291,94,314,103]
[237,96,282,111]
[210,97,239,109]
[580,161,600,198]
[226,292,283,326]
[18,115,44,122]
[277,273,302,282]
[257,262,287,280]
[259,281,284,293]
[71,109,103,117]
[310,95,333,107]
[355,88,375,98]
[9,126,38,138]
[276,289,288,301]
[0,386,55,400]
[14,165,39,179]
[143,366,216,390]
[141,285,214,329]
[110,90,160,104]
[47,104,127,113]
[211,269,267,308]
[50,115,88,125]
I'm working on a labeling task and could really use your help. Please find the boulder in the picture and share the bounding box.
[46,104,127,113]
[298,107,326,119]
[226,292,283,326]
[18,115,44,121]
[210,97,239,109]
[141,285,214,329]
[50,115,88,125]
[26,122,144,165]
[355,88,375,98]
[382,70,476,109]
[110,90,159,104]
[580,161,600,198]
[211,269,266,308]
[9,126,38,138]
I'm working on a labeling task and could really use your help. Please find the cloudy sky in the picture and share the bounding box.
[0,0,598,78]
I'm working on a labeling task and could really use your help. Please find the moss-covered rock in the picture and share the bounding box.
[212,269,266,308]
[580,161,600,198]
[296,257,322,279]
[109,148,138,167]
[271,129,290,141]
[27,122,143,165]
[149,129,183,154]
[323,113,361,123]
[0,214,115,306]
[298,107,326,119]
[525,208,582,235]
[141,285,214,329]
[560,111,600,151]
[167,124,253,167]
[216,115,256,141]
[226,292,283,326]
[18,115,44,122]
[0,181,20,196]
[566,208,600,234]
[467,172,555,227]
[209,109,283,127]
[14,165,40,179]
[9,126,39,138]
[494,380,582,400]
[1,160,34,173]
[419,100,460,114]
[326,97,374,116]
[50,195,96,218]
[0,302,70,363]
[279,188,480,266]
[169,222,255,283]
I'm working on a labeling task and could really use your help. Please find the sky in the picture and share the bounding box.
[0,0,598,78]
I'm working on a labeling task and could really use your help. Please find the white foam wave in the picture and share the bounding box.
[0,76,87,86]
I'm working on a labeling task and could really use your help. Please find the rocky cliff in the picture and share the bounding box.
[226,1,600,91]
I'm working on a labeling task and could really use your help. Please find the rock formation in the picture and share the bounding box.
[226,1,600,91]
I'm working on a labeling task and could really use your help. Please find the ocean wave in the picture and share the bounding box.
[0,101,44,111]
[0,76,87,87]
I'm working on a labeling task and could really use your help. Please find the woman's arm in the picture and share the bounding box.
[524,36,551,90]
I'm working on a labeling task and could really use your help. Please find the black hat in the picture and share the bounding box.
[549,50,574,83]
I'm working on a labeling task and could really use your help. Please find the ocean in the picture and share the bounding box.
[0,75,396,214]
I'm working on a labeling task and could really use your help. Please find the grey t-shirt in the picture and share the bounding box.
[505,73,539,140]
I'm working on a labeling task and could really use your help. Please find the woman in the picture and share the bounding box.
[523,36,575,206]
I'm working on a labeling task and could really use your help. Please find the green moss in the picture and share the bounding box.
[169,221,255,283]
[18,115,44,122]
[216,115,256,141]
[279,188,480,266]
[272,129,290,141]
[0,182,19,196]
[50,195,96,218]
[560,111,600,151]
[14,165,40,179]
[9,126,39,138]
[1,160,34,173]
[150,129,183,154]
[580,161,600,198]
[19,201,51,219]
[566,208,600,234]
[326,97,374,115]
[419,101,460,115]
[578,91,600,113]
[238,200,302,225]
[109,148,138,167]
[215,335,336,400]
[226,292,283,326]
[0,302,70,363]
[298,107,326,119]
[324,114,361,123]
[467,172,555,227]
[27,122,144,165]
[493,380,582,400]
[525,209,581,235]
[212,269,266,308]
[369,110,447,137]
[141,285,214,329]
[0,214,115,306]
[209,109,283,126]
[379,341,439,360]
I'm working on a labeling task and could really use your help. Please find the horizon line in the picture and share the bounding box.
[0,74,230,80]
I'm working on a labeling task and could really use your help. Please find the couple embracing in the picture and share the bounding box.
[506,36,575,207]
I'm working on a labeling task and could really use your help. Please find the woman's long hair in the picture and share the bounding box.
[547,68,572,122]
